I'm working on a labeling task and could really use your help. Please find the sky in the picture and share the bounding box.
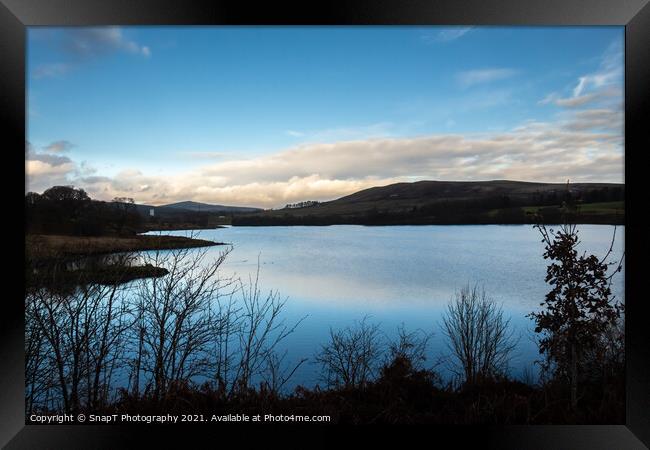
[26,26,624,208]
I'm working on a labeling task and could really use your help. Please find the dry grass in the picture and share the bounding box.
[26,234,222,261]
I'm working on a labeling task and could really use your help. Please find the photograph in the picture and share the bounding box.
[22,25,629,427]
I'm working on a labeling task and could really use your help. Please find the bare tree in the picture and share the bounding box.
[25,258,134,413]
[130,242,304,400]
[25,295,52,414]
[263,350,308,396]
[26,233,305,413]
[385,323,433,371]
[442,284,517,386]
[208,288,241,394]
[132,243,231,401]
[229,265,306,395]
[315,316,383,389]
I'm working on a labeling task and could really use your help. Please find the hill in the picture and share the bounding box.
[157,200,261,214]
[132,201,261,217]
[130,201,262,230]
[232,180,625,226]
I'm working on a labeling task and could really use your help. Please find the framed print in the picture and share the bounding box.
[2,0,649,448]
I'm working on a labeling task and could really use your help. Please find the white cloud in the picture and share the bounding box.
[25,157,76,193]
[33,63,72,79]
[572,50,621,98]
[555,93,600,108]
[44,140,75,153]
[177,151,228,159]
[421,27,473,43]
[65,27,151,59]
[32,27,151,78]
[456,68,519,88]
[284,123,395,144]
[538,39,623,113]
[538,93,559,105]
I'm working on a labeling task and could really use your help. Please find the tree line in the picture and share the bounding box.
[26,185,245,236]
[26,186,142,236]
[234,188,625,226]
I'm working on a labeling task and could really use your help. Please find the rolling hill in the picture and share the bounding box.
[232,180,624,226]
[132,201,261,217]
[130,200,262,230]
[157,201,262,214]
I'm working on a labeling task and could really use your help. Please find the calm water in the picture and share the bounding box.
[146,225,625,389]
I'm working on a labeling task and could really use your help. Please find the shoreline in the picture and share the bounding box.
[228,219,625,227]
[26,233,226,288]
[140,224,227,232]
[26,233,226,262]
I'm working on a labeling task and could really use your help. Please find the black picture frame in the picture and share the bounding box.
[2,0,649,448]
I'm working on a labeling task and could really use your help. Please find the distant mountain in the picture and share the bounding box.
[157,201,262,214]
[233,180,624,226]
[130,201,262,223]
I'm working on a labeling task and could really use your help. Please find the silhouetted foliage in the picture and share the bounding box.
[25,247,304,415]
[386,323,433,371]
[529,222,624,410]
[111,197,140,235]
[26,186,142,236]
[25,262,136,414]
[315,317,383,389]
[442,284,517,387]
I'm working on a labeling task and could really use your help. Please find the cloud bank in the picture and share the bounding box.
[26,101,623,208]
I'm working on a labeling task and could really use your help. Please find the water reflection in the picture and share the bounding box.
[150,225,624,387]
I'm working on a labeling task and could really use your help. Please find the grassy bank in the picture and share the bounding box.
[26,233,224,261]
[26,233,225,289]
[27,263,170,290]
[141,223,227,232]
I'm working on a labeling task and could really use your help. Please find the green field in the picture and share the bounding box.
[577,201,624,214]
[520,201,624,215]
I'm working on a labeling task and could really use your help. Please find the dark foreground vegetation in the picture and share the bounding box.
[25,211,625,424]
[234,180,624,226]
[103,358,623,424]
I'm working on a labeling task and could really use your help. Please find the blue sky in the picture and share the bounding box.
[26,26,624,207]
